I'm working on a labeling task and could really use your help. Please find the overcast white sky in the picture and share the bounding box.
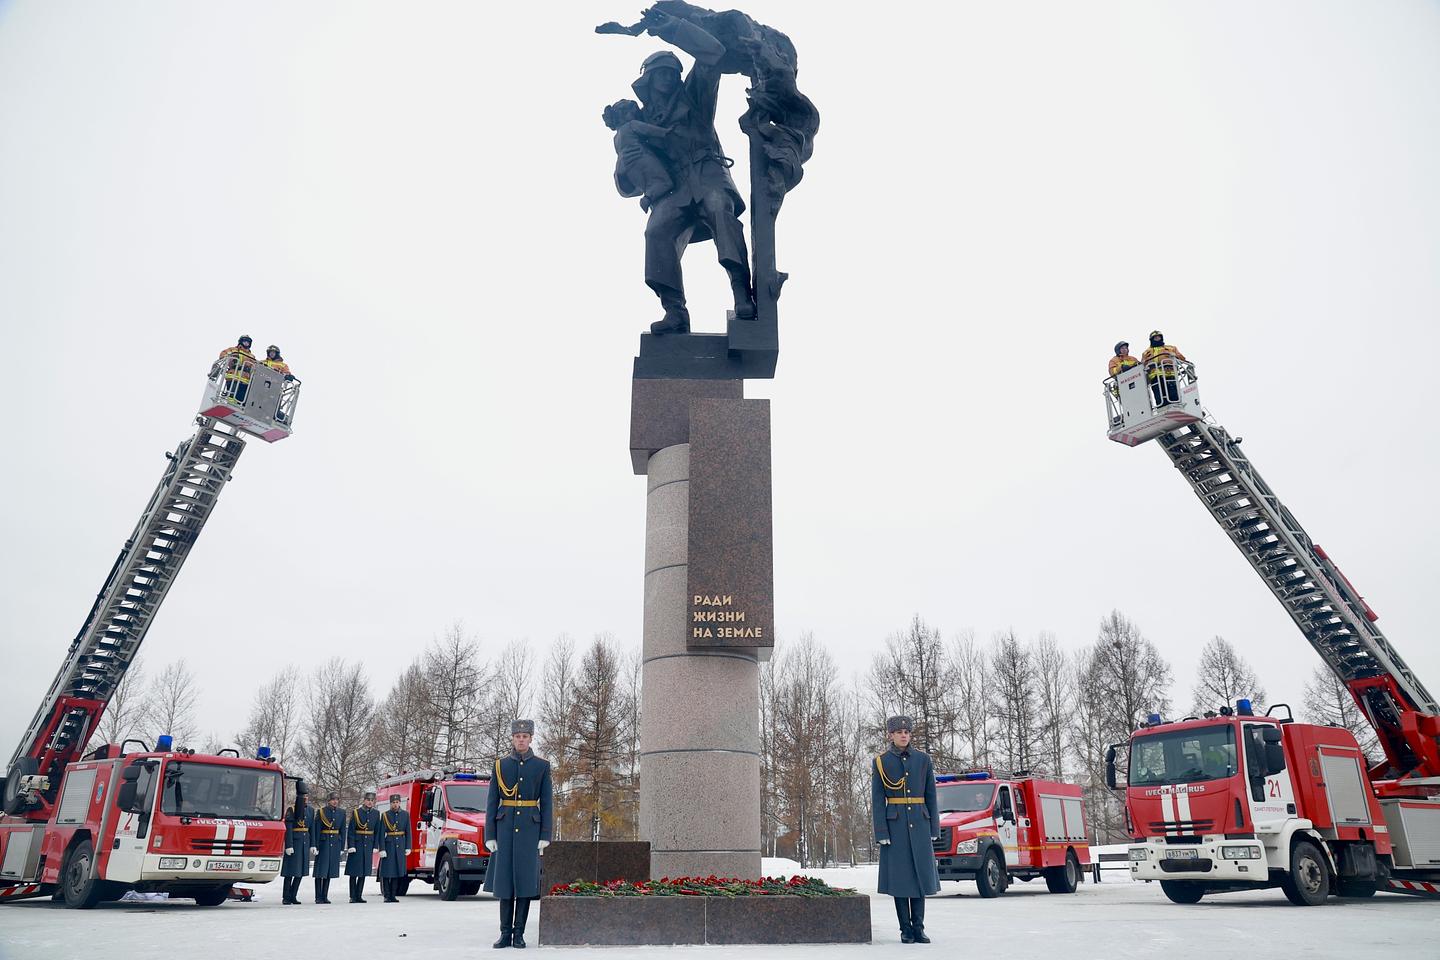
[2,1,1439,753]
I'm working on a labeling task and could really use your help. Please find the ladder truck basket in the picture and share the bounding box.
[201,357,300,442]
[1104,358,1202,446]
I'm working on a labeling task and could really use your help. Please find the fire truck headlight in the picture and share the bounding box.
[158,857,188,870]
[456,840,479,856]
[1127,848,1148,861]
[954,839,978,855]
[260,860,281,872]
[1221,845,1261,860]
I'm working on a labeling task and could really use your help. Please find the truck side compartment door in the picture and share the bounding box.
[995,786,1019,866]
[107,761,158,883]
[422,787,445,871]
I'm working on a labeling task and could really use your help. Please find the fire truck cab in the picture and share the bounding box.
[1108,701,1440,904]
[372,769,490,900]
[0,739,288,908]
[931,771,1091,898]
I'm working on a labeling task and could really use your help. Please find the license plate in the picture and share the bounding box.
[1165,849,1199,860]
[207,860,242,872]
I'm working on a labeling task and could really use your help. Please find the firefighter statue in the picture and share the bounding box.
[484,719,553,949]
[377,793,412,903]
[343,790,382,903]
[280,784,316,905]
[871,715,941,944]
[311,791,345,904]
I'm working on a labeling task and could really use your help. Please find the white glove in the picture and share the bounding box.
[309,847,318,857]
[538,840,549,851]
[379,850,387,859]
[877,839,891,846]
[486,840,497,852]
[931,837,940,842]
[346,848,356,855]
[285,847,294,855]
[404,850,411,856]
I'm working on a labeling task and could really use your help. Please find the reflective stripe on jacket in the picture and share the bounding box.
[1142,344,1186,380]
[1109,355,1139,377]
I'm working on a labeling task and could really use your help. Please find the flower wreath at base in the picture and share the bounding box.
[548,875,857,898]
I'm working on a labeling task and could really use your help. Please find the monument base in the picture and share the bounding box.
[538,894,872,946]
[540,841,649,888]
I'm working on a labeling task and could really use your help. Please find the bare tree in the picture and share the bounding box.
[1190,636,1267,715]
[236,666,304,769]
[421,622,486,765]
[88,655,150,751]
[145,659,201,747]
[866,616,957,765]
[988,629,1042,773]
[477,640,536,761]
[1301,665,1379,763]
[373,660,435,777]
[949,630,990,769]
[538,635,579,840]
[297,658,377,801]
[1033,632,1075,779]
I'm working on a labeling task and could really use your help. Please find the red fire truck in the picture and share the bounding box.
[372,768,491,900]
[0,359,300,907]
[1103,358,1440,903]
[931,771,1090,897]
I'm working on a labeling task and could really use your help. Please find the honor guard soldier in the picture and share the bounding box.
[312,791,345,904]
[281,785,316,905]
[344,790,382,902]
[484,719,553,949]
[377,793,412,903]
[872,716,941,944]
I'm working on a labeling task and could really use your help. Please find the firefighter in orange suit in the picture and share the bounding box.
[377,793,412,903]
[1142,330,1187,406]
[1108,341,1139,378]
[212,335,256,405]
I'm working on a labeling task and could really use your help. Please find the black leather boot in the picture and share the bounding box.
[512,898,532,948]
[910,897,930,943]
[314,878,325,904]
[493,897,515,948]
[895,897,914,943]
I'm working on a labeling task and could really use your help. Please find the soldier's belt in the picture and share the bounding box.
[355,830,373,836]
[386,831,403,836]
[501,799,540,808]
[886,798,926,805]
[321,830,339,834]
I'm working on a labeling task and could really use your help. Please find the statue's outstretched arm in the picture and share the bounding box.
[643,9,724,66]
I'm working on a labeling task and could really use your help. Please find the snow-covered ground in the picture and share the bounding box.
[2,865,1435,960]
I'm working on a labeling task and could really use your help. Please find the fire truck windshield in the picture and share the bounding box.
[445,784,487,812]
[160,761,284,820]
[1129,725,1237,787]
[938,782,996,813]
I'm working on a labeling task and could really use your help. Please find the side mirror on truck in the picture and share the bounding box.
[1104,745,1119,790]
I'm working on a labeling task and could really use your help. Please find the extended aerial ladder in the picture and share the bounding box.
[1,353,301,820]
[1103,360,1440,793]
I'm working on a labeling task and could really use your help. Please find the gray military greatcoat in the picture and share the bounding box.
[483,750,553,899]
[871,746,941,897]
[344,805,381,877]
[312,804,345,878]
[281,804,315,878]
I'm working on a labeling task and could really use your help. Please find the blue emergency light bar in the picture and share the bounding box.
[156,734,174,751]
[1146,713,1162,726]
[453,773,478,780]
[257,745,272,760]
[935,775,958,783]
[1236,698,1254,716]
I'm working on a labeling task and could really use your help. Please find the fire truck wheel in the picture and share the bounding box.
[975,851,1007,898]
[436,854,460,901]
[1280,839,1331,906]
[396,878,412,897]
[1335,880,1377,898]
[1044,852,1081,894]
[1160,881,1205,904]
[60,839,116,909]
[192,885,231,907]
[2,757,38,816]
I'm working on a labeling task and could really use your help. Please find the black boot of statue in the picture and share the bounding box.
[512,898,532,949]
[494,897,515,948]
